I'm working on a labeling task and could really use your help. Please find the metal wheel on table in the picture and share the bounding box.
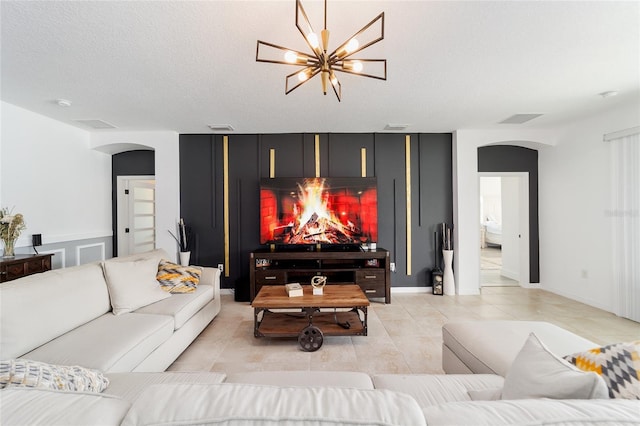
[298,325,324,352]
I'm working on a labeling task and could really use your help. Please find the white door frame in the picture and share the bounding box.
[116,175,155,256]
[478,172,531,287]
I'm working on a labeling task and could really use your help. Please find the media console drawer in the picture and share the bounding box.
[355,269,385,284]
[355,269,386,297]
[255,270,286,285]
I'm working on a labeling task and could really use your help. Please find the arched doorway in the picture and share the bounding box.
[477,144,540,288]
[111,149,155,257]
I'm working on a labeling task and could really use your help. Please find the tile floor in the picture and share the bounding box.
[168,287,640,376]
[480,246,518,287]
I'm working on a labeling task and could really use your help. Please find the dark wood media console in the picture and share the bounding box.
[249,248,391,303]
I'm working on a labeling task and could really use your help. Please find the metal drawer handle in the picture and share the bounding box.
[264,276,277,280]
[364,275,377,279]
[365,289,377,293]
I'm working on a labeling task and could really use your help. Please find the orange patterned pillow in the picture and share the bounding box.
[156,259,201,293]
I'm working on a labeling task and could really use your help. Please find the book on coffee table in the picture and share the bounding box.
[285,283,303,297]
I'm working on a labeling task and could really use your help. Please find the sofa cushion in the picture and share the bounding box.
[564,340,640,399]
[0,387,130,426]
[156,260,202,293]
[22,312,174,373]
[372,374,504,407]
[121,383,426,426]
[421,399,640,426]
[134,284,213,330]
[442,320,597,376]
[0,359,109,393]
[502,333,609,400]
[104,372,226,402]
[0,263,110,359]
[226,370,374,389]
[103,257,171,315]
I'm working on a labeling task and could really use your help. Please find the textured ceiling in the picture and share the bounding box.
[1,1,638,134]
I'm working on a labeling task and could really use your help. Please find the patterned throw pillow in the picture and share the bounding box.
[0,359,109,393]
[156,259,202,293]
[563,340,640,399]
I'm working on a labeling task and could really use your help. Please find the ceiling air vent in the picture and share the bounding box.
[499,114,543,124]
[208,124,235,131]
[74,119,117,129]
[384,124,409,131]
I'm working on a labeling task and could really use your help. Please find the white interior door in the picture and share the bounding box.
[501,177,521,281]
[117,176,156,256]
[479,172,530,287]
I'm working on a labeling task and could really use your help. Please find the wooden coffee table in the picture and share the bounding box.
[252,284,369,351]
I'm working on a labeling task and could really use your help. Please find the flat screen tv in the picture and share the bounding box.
[260,177,378,246]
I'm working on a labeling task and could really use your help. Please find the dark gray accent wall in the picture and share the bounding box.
[111,150,155,257]
[179,133,453,295]
[179,135,224,267]
[477,145,540,283]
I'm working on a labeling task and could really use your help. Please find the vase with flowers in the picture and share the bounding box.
[0,207,26,258]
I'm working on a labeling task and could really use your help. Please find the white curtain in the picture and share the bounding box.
[610,130,640,322]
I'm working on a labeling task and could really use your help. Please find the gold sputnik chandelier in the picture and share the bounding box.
[256,0,386,102]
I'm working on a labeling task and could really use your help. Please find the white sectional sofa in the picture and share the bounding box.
[1,256,638,425]
[2,367,638,425]
[442,320,599,376]
[0,249,221,372]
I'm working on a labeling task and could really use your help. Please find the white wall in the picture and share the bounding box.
[538,100,640,312]
[90,131,180,261]
[0,102,112,247]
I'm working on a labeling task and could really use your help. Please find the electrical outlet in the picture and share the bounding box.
[390,262,396,272]
[218,264,224,272]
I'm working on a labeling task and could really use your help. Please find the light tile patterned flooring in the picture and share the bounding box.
[480,246,519,287]
[168,287,640,376]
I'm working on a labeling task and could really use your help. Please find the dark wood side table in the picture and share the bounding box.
[0,253,53,283]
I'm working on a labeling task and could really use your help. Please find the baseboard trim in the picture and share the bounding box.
[221,287,433,296]
[391,286,432,294]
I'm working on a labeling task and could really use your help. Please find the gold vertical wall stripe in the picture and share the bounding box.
[269,149,275,178]
[315,135,321,177]
[361,148,367,177]
[223,136,230,277]
[405,135,412,276]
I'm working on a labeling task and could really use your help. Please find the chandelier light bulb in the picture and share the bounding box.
[298,70,309,82]
[330,72,338,86]
[345,38,359,53]
[352,61,363,72]
[307,32,319,49]
[284,51,298,63]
